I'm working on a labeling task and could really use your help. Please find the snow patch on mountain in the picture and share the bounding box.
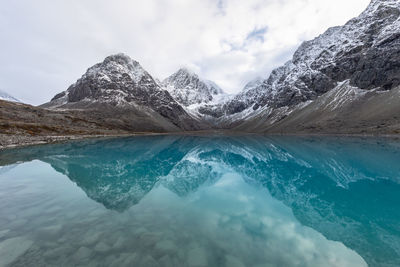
[321,80,368,111]
[84,53,147,85]
[162,68,227,107]
[0,90,21,103]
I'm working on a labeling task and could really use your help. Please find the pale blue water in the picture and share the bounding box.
[0,135,399,267]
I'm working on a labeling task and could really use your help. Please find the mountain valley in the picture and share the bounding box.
[1,0,400,148]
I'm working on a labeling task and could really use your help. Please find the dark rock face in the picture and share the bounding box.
[325,40,400,91]
[320,3,400,92]
[197,105,225,118]
[45,54,201,131]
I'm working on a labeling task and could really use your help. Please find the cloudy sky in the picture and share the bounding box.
[1,0,370,105]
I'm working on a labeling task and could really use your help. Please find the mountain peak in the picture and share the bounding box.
[104,53,136,64]
[360,0,400,20]
[101,53,144,72]
[175,67,197,77]
[85,53,146,84]
[369,0,399,7]
[162,68,225,107]
[48,53,167,106]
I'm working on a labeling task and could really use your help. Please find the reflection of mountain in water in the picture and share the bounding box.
[46,136,191,211]
[244,137,400,267]
[1,136,400,266]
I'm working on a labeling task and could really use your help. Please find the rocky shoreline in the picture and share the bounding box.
[2,131,399,151]
[0,134,141,150]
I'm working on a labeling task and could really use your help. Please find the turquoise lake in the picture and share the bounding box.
[0,135,399,267]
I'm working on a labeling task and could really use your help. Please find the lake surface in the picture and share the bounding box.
[0,135,399,267]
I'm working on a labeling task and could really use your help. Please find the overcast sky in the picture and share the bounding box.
[1,0,370,105]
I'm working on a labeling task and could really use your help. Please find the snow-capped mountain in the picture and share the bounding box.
[160,68,231,122]
[0,89,20,103]
[162,68,226,107]
[221,0,400,120]
[39,0,400,134]
[168,0,399,132]
[43,54,203,131]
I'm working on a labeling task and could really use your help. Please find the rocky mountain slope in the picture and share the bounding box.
[240,0,399,108]
[235,81,400,134]
[0,99,136,148]
[221,0,400,131]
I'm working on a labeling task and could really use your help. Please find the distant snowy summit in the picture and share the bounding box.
[160,68,232,120]
[162,68,225,107]
[42,0,400,134]
[0,89,20,103]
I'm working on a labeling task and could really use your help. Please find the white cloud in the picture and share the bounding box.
[0,0,370,104]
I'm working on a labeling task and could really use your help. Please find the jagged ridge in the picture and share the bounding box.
[222,0,400,116]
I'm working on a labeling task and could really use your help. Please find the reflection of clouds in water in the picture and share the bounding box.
[144,173,367,267]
